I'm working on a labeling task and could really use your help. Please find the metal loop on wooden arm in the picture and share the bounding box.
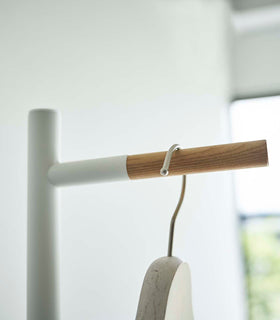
[160,144,187,257]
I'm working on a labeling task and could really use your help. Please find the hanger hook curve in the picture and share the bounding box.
[160,144,187,257]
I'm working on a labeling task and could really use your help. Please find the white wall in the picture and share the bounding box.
[0,0,245,319]
[232,5,280,97]
[232,0,280,11]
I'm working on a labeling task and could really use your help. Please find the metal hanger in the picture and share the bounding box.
[160,144,187,257]
[136,144,193,320]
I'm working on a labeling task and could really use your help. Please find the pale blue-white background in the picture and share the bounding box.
[0,0,267,318]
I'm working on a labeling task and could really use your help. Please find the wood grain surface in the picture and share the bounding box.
[127,140,268,180]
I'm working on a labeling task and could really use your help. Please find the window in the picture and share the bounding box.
[231,96,280,320]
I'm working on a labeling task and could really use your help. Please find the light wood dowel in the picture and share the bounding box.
[127,140,268,180]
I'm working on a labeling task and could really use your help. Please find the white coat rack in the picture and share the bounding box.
[27,109,268,320]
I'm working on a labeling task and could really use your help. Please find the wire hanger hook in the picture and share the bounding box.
[160,144,187,257]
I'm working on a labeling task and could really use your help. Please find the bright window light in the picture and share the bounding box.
[231,96,280,320]
[231,96,280,215]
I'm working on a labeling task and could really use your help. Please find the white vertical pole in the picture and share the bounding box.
[27,109,59,320]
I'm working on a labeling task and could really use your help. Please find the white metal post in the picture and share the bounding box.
[27,109,59,320]
[48,155,129,187]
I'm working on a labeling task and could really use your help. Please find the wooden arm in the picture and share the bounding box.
[127,140,268,179]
